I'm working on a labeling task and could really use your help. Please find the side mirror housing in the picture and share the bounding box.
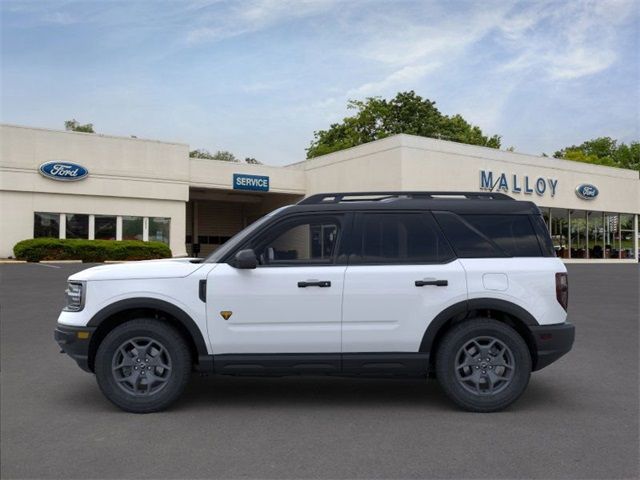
[234,249,258,269]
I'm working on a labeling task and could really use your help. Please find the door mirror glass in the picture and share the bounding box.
[234,249,258,269]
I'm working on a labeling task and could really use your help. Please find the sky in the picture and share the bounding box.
[1,0,639,165]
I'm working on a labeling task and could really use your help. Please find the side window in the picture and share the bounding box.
[253,216,341,266]
[433,211,503,258]
[355,212,454,264]
[462,215,542,257]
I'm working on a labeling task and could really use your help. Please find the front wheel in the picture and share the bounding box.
[95,319,191,413]
[435,318,531,412]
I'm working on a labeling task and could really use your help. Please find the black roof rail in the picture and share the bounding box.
[297,191,513,205]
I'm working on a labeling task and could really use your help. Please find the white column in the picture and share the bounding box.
[143,217,149,242]
[59,213,66,239]
[88,215,95,240]
[634,214,639,261]
[116,216,123,241]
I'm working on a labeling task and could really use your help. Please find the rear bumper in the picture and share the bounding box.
[54,324,96,373]
[529,322,575,371]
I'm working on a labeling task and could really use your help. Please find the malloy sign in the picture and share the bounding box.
[479,170,558,197]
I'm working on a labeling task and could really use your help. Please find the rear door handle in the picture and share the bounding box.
[415,279,448,287]
[298,280,331,288]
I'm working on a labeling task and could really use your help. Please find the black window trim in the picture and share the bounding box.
[222,212,353,267]
[348,210,457,266]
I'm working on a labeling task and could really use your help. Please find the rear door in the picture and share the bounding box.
[342,212,467,356]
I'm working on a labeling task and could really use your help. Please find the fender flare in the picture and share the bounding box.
[87,298,209,356]
[419,298,539,353]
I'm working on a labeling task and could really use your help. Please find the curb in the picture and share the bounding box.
[39,260,83,264]
[0,260,27,264]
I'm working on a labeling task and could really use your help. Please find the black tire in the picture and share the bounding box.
[95,319,191,413]
[435,318,531,412]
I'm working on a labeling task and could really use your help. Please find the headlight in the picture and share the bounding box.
[63,281,85,312]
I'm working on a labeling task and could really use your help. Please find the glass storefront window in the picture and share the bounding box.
[550,209,569,258]
[587,212,604,259]
[66,214,89,239]
[122,216,143,241]
[620,214,636,259]
[149,217,170,245]
[95,215,117,240]
[570,210,587,259]
[604,213,619,259]
[34,212,60,238]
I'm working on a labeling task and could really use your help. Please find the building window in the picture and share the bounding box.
[604,213,619,259]
[550,209,569,258]
[122,216,143,241]
[34,212,60,238]
[588,212,604,259]
[149,217,170,245]
[95,215,117,240]
[65,214,89,239]
[570,210,587,259]
[620,214,636,259]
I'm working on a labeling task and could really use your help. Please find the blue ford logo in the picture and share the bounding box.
[39,161,89,182]
[575,183,598,200]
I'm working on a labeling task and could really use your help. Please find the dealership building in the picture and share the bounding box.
[1,123,638,261]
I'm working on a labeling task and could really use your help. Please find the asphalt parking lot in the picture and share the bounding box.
[1,263,638,479]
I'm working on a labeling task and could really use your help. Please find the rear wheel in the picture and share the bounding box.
[435,318,531,412]
[95,319,191,413]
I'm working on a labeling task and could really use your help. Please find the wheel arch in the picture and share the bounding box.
[420,299,539,370]
[86,298,210,373]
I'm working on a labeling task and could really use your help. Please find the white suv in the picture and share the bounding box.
[55,192,574,413]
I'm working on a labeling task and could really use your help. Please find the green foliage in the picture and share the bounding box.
[554,137,640,172]
[307,91,501,158]
[244,157,262,164]
[189,149,239,162]
[13,238,171,262]
[64,119,95,133]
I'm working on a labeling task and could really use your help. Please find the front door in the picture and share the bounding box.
[206,214,348,357]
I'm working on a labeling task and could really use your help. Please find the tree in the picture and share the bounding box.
[554,137,640,172]
[189,149,238,162]
[244,157,262,165]
[306,91,501,158]
[64,119,94,133]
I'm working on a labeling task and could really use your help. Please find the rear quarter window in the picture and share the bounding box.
[433,212,504,258]
[461,214,542,257]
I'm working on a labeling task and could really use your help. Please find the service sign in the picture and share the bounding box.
[575,183,599,200]
[233,173,269,192]
[39,161,89,182]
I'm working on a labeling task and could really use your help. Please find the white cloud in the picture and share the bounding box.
[499,0,636,80]
[185,0,338,44]
[348,63,440,96]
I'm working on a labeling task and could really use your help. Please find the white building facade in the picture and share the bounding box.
[1,124,638,262]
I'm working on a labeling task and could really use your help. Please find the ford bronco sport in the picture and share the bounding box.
[55,192,574,413]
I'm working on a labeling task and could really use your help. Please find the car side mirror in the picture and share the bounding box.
[234,249,258,269]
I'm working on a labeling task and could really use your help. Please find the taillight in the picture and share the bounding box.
[555,272,568,311]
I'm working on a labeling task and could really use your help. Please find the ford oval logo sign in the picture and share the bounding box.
[575,183,598,200]
[39,161,89,182]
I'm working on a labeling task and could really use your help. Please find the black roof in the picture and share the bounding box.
[287,191,540,215]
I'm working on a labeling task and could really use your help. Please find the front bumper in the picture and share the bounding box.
[54,324,96,373]
[529,322,575,371]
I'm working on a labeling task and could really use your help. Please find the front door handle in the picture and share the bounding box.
[298,280,331,288]
[415,279,448,287]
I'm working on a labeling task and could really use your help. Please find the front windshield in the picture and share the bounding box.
[204,205,292,263]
